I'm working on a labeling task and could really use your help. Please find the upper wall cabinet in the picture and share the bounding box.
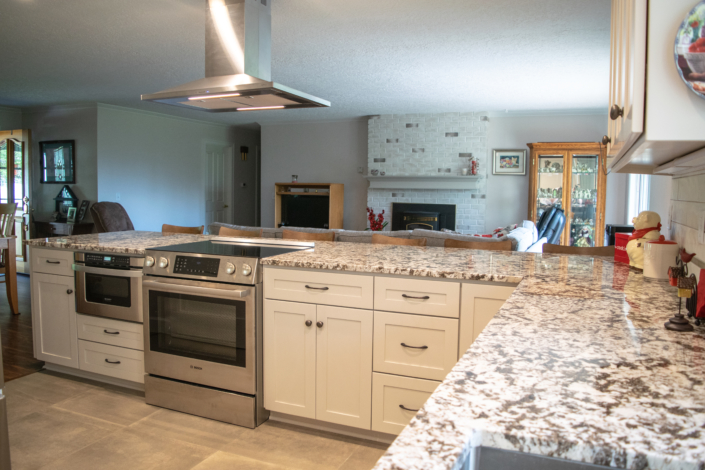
[607,0,705,174]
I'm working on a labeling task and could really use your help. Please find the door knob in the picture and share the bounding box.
[316,321,324,328]
[66,289,73,294]
[609,104,624,120]
[305,320,312,327]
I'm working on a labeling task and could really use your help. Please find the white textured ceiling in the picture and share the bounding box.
[0,0,610,126]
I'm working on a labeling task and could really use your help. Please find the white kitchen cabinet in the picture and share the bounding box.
[31,272,79,368]
[264,300,317,418]
[315,306,372,429]
[371,372,440,435]
[373,277,460,318]
[607,0,705,174]
[264,300,373,429]
[459,283,516,357]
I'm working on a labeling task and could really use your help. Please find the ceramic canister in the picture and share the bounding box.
[643,239,679,280]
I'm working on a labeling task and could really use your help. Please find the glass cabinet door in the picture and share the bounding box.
[569,154,599,247]
[535,153,566,228]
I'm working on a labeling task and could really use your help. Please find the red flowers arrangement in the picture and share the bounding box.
[366,208,388,231]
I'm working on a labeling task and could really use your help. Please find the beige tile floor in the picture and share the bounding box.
[4,371,389,470]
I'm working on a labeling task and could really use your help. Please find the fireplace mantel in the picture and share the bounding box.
[366,175,480,190]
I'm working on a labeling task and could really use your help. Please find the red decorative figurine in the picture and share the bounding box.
[366,208,388,231]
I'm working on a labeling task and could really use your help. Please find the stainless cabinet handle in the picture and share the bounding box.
[104,359,121,364]
[316,321,324,328]
[66,289,73,294]
[305,320,312,327]
[401,342,428,350]
[103,330,120,335]
[305,285,329,291]
[46,260,61,264]
[401,294,430,300]
[399,404,419,412]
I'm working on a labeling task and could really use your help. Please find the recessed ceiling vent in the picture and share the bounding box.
[141,0,330,112]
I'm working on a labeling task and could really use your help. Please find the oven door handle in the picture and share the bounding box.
[72,264,144,278]
[142,279,251,299]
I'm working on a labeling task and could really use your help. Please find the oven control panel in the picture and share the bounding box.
[85,253,131,269]
[173,256,221,277]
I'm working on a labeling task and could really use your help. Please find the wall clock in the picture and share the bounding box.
[675,1,705,99]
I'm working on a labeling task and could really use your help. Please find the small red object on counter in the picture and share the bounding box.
[614,233,630,264]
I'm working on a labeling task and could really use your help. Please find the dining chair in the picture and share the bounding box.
[0,203,17,293]
[162,224,205,235]
[371,233,427,247]
[218,227,262,238]
[444,238,512,251]
[281,229,335,242]
[542,244,615,256]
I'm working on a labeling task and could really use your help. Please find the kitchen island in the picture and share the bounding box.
[260,242,705,470]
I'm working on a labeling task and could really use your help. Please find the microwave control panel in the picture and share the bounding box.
[173,256,220,277]
[85,253,131,269]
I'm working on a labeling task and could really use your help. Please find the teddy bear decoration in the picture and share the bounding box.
[626,211,662,270]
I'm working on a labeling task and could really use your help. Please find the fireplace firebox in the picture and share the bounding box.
[391,203,456,231]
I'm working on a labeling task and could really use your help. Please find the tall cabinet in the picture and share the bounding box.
[528,143,607,247]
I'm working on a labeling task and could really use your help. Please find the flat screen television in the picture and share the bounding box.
[280,195,330,228]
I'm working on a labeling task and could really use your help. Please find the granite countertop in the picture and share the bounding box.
[261,242,705,470]
[25,230,215,255]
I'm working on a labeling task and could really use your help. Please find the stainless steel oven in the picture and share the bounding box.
[142,277,256,394]
[73,253,144,323]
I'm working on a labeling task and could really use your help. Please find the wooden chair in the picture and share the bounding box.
[218,227,263,238]
[372,233,427,247]
[282,229,335,242]
[444,238,512,251]
[162,224,204,235]
[0,203,17,308]
[542,244,615,256]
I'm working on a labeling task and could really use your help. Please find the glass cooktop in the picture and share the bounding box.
[147,240,310,259]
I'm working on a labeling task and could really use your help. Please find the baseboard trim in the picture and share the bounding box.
[269,411,396,444]
[43,363,145,392]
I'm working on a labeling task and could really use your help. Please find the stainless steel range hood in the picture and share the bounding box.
[141,0,330,112]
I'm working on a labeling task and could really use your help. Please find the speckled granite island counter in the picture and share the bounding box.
[25,230,215,254]
[261,242,705,470]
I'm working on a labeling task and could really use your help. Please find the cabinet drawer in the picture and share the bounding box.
[78,340,145,383]
[373,311,458,381]
[374,277,459,318]
[264,268,373,309]
[77,314,144,351]
[30,248,75,277]
[371,372,440,435]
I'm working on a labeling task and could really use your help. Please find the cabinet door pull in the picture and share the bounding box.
[401,342,428,350]
[104,359,121,364]
[305,285,329,291]
[103,330,120,335]
[609,104,624,120]
[401,294,430,300]
[399,404,419,412]
[46,260,61,264]
[66,289,73,294]
[316,321,324,328]
[305,320,312,327]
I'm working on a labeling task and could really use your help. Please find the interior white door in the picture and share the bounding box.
[205,143,233,227]
[315,305,373,429]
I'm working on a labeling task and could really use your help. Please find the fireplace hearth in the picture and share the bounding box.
[391,203,456,231]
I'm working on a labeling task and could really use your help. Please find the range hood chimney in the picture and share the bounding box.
[141,0,330,112]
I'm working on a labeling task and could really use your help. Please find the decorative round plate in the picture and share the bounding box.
[675,1,705,99]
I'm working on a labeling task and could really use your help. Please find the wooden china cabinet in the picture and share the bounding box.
[527,142,607,247]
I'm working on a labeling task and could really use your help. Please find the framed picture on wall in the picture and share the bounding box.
[492,149,526,175]
[40,140,75,184]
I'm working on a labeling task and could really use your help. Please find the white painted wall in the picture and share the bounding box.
[22,105,98,221]
[261,119,368,230]
[671,173,705,283]
[0,106,22,130]
[97,105,259,232]
[484,113,629,232]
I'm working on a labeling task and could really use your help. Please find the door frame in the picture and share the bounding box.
[0,129,32,269]
[202,140,234,230]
